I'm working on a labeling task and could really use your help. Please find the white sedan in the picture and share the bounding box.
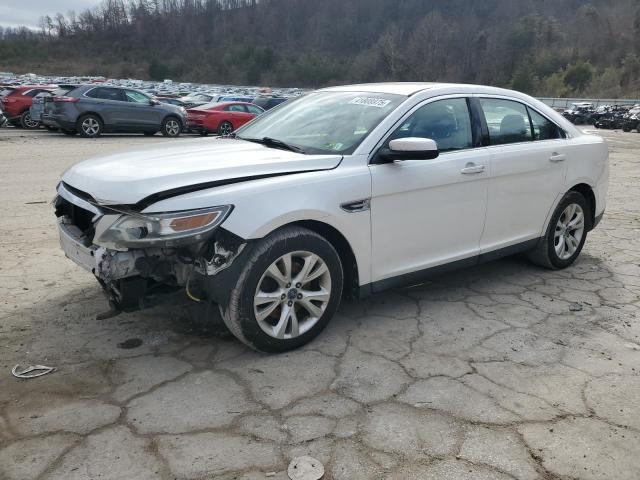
[55,83,609,352]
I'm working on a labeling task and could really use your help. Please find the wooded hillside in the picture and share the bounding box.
[1,0,640,97]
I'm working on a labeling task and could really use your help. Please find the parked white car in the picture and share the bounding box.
[55,83,609,352]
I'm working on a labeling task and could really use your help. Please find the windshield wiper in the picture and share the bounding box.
[240,136,305,154]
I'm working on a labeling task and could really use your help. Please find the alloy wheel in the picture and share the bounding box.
[165,119,180,136]
[554,203,585,260]
[219,122,233,136]
[82,117,100,136]
[23,113,39,128]
[253,251,331,340]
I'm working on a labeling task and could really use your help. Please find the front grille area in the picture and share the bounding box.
[55,195,97,244]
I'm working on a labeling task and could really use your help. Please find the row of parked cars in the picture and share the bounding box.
[561,102,640,131]
[0,83,290,137]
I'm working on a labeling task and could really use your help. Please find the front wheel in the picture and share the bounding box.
[220,227,343,353]
[161,117,181,137]
[528,191,590,270]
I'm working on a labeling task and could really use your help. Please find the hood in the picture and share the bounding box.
[61,138,342,206]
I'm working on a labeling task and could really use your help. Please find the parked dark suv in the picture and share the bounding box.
[42,85,187,137]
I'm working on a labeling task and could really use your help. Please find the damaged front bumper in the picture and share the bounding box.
[55,184,247,312]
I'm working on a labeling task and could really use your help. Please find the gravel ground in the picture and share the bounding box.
[1,127,640,480]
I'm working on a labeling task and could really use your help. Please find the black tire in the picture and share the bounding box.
[77,114,103,138]
[62,129,77,136]
[623,124,632,133]
[161,117,181,137]
[143,131,157,136]
[20,111,40,129]
[528,191,591,270]
[218,121,234,136]
[219,226,344,353]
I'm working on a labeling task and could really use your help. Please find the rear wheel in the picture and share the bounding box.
[20,111,40,129]
[161,117,181,137]
[219,226,343,353]
[528,191,590,270]
[218,121,233,136]
[78,114,103,138]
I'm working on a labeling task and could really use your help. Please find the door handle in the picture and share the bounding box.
[460,163,486,175]
[550,153,566,163]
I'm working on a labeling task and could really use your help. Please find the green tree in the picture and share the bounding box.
[148,59,170,80]
[564,61,594,92]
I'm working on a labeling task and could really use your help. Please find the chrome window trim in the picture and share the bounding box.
[475,94,571,142]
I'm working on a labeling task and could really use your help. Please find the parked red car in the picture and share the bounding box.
[1,85,56,128]
[187,101,264,135]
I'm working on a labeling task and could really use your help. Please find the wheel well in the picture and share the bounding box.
[78,112,104,125]
[569,183,596,229]
[288,220,360,300]
[163,115,182,127]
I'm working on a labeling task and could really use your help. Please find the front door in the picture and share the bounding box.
[369,97,490,287]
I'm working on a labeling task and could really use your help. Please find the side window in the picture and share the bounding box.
[125,90,150,103]
[24,89,42,97]
[87,88,125,102]
[528,108,564,140]
[246,105,263,115]
[226,104,247,112]
[480,98,532,145]
[389,98,473,153]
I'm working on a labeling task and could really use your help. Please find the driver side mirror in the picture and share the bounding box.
[375,137,440,163]
[150,99,160,106]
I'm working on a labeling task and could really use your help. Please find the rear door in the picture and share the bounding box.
[83,87,129,126]
[478,96,568,252]
[225,103,253,128]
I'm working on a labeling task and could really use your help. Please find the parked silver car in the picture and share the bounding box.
[41,85,187,137]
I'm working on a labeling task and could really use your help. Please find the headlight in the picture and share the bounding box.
[99,205,232,247]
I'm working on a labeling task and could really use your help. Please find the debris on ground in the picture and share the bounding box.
[117,338,143,349]
[569,303,583,312]
[287,456,324,480]
[11,364,56,379]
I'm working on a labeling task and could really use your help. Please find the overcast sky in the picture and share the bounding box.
[1,0,103,29]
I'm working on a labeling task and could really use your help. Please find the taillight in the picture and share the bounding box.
[53,96,78,103]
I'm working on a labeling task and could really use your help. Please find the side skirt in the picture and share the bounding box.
[360,238,541,297]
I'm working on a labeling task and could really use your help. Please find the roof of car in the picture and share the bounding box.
[321,82,458,96]
[13,85,57,91]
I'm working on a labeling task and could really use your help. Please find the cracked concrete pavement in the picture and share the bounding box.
[1,127,639,479]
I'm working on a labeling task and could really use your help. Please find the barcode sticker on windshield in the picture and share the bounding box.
[349,97,392,108]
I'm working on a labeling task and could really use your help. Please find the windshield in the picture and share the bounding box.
[236,91,405,155]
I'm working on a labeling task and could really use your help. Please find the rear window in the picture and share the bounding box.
[225,104,247,112]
